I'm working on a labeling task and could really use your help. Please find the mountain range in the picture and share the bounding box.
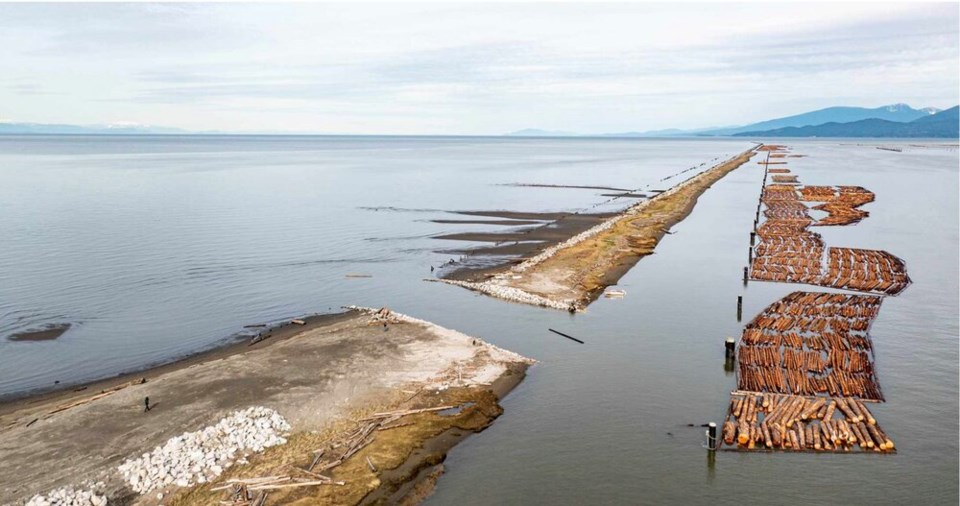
[736,106,959,138]
[506,103,957,138]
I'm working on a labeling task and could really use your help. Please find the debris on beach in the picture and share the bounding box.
[117,406,290,494]
[46,378,147,417]
[603,289,626,298]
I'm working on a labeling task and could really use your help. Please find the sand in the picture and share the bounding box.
[0,308,532,505]
[435,147,759,310]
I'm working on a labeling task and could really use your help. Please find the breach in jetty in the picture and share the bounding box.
[434,147,758,311]
[0,308,533,505]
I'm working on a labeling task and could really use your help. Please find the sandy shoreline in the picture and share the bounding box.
[434,147,759,311]
[0,308,533,505]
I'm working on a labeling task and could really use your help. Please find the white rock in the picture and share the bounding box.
[117,406,290,495]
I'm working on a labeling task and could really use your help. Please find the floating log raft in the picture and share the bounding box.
[736,291,885,401]
[749,173,910,295]
[771,174,799,183]
[719,393,895,453]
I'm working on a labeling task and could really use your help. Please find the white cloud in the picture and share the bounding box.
[0,2,956,134]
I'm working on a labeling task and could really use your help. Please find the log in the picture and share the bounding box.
[788,430,800,451]
[795,421,806,448]
[856,399,877,425]
[874,425,895,450]
[723,421,738,445]
[801,397,825,420]
[307,449,325,472]
[865,423,886,450]
[548,328,584,344]
[761,422,773,448]
[836,398,858,422]
[850,422,868,450]
[822,400,836,422]
[362,405,456,421]
[248,480,339,491]
[737,421,751,446]
[47,378,147,416]
[812,422,822,450]
[856,422,875,448]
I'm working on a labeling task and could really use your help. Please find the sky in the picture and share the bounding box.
[0,2,958,135]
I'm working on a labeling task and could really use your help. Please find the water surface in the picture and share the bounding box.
[0,136,956,503]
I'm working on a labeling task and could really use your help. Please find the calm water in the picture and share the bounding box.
[1,136,956,503]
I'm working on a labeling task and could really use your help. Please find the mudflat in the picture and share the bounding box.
[436,147,758,310]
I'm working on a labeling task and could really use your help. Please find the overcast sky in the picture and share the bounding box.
[1,2,957,134]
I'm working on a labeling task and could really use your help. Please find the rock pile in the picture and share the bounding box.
[117,406,290,495]
[24,487,106,506]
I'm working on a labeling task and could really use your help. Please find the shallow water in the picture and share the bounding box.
[0,136,956,503]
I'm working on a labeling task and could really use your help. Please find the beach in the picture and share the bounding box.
[0,308,532,505]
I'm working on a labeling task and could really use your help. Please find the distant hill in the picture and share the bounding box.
[701,104,940,136]
[0,122,187,135]
[734,106,959,138]
[506,103,943,138]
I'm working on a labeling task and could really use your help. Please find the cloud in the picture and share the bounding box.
[0,2,956,133]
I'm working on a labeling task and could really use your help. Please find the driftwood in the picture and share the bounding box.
[308,449,325,472]
[248,480,340,491]
[362,405,455,421]
[47,378,147,416]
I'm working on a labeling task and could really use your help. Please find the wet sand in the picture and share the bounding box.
[434,212,617,281]
[496,183,632,192]
[8,323,72,342]
[429,219,545,226]
[435,147,759,310]
[0,308,532,505]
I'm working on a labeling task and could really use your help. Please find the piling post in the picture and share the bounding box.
[743,266,749,284]
[737,295,743,321]
[724,337,736,373]
[750,232,755,246]
[707,422,718,451]
[748,247,753,264]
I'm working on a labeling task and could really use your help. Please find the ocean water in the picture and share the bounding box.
[0,136,956,503]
